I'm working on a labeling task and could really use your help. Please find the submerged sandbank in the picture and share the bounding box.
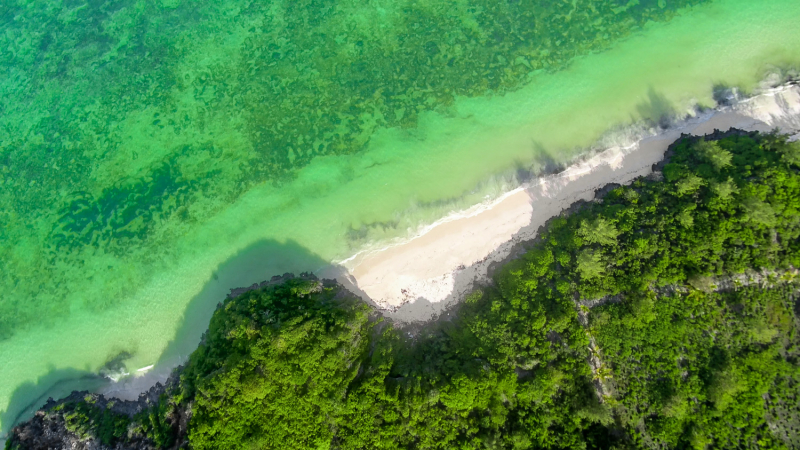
[340,84,800,322]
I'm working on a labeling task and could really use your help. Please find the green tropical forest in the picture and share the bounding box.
[7,130,800,449]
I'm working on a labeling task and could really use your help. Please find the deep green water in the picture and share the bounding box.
[2,0,800,436]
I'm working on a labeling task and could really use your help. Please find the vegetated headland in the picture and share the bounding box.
[7,129,800,449]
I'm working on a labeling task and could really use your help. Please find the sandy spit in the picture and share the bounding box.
[330,83,800,323]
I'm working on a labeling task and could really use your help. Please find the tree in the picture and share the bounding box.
[676,173,703,196]
[711,177,738,200]
[778,140,800,166]
[576,249,605,279]
[577,218,619,246]
[742,196,776,227]
[694,139,732,170]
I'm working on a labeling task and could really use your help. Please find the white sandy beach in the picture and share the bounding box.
[335,83,800,323]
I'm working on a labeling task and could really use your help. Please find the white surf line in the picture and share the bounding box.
[338,137,652,273]
[334,106,731,272]
[335,185,529,269]
[336,139,649,271]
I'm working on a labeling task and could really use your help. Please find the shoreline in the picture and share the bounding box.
[4,83,798,444]
[331,82,800,323]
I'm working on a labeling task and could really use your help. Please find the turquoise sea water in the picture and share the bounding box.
[2,0,800,436]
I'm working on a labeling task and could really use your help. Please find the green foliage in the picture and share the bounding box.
[710,177,738,200]
[742,196,778,227]
[133,395,177,448]
[181,274,602,448]
[182,277,376,449]
[695,139,733,170]
[779,140,800,166]
[676,208,694,228]
[578,218,620,246]
[676,173,704,196]
[59,400,131,446]
[577,249,607,279]
[593,286,800,449]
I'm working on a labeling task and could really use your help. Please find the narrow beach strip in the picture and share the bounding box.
[341,85,800,322]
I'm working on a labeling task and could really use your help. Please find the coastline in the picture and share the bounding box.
[5,0,800,443]
[332,82,800,323]
[7,83,800,442]
[3,83,798,445]
[9,115,800,449]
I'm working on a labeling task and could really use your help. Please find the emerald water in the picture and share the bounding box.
[2,0,800,435]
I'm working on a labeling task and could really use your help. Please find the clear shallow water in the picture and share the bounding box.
[2,0,800,435]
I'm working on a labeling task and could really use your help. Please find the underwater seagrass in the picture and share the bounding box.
[0,0,708,339]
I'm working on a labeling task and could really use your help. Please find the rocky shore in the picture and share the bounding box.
[5,371,188,450]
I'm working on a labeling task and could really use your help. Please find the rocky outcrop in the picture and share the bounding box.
[5,371,188,450]
[6,407,155,450]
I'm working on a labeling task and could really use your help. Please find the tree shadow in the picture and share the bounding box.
[712,83,737,106]
[0,120,674,440]
[0,367,107,444]
[363,124,671,327]
[154,239,330,371]
[635,86,677,129]
[2,239,332,443]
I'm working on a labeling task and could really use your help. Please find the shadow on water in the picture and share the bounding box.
[635,86,678,129]
[1,367,108,444]
[0,111,667,444]
[1,239,331,443]
[154,239,330,372]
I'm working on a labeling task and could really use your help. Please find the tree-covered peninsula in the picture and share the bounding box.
[7,130,800,449]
